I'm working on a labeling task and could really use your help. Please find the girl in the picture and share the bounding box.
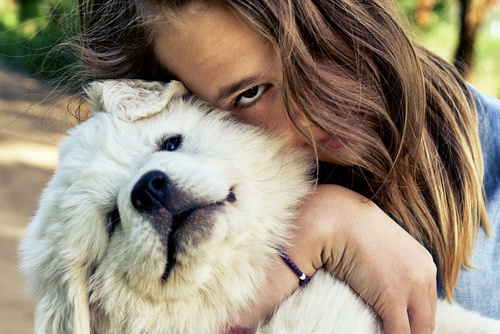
[76,0,500,332]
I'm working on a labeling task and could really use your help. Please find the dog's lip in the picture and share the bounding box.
[167,190,236,239]
[161,191,236,281]
[162,203,220,282]
[170,191,235,230]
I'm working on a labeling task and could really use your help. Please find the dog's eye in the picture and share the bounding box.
[161,135,182,152]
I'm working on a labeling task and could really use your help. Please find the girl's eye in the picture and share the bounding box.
[161,135,182,151]
[234,84,267,106]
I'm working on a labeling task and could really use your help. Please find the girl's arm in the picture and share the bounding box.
[233,184,437,334]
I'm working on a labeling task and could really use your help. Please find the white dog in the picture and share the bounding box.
[20,80,500,333]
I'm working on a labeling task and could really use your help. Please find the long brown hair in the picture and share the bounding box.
[77,0,489,298]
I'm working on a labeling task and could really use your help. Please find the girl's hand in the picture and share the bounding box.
[289,184,438,334]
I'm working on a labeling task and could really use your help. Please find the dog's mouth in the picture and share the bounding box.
[162,206,199,281]
[161,191,237,281]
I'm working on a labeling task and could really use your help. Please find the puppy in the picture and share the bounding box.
[20,80,500,333]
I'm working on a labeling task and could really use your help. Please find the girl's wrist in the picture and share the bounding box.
[306,184,378,279]
[285,184,354,276]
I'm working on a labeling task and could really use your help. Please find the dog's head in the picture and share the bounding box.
[20,80,312,333]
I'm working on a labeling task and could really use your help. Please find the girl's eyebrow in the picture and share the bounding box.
[214,75,262,105]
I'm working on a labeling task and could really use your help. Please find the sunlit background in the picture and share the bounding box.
[0,0,499,333]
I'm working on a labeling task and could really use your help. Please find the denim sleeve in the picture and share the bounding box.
[450,85,500,319]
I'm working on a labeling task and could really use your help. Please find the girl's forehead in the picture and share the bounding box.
[151,3,281,105]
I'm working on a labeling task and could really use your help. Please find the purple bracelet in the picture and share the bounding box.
[278,248,312,286]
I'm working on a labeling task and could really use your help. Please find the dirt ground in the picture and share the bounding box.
[0,63,82,334]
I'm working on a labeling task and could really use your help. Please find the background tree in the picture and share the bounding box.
[454,0,496,79]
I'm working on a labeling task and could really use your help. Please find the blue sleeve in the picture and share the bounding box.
[451,84,500,319]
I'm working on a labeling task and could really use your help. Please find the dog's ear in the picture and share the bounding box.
[19,202,92,333]
[85,79,188,122]
[19,183,102,334]
[19,168,110,333]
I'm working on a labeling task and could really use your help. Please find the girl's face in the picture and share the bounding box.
[153,3,339,161]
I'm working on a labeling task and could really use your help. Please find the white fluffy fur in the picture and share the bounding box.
[20,80,500,333]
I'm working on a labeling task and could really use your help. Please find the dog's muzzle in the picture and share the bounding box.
[130,170,236,281]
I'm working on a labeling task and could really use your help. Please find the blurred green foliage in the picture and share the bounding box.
[0,0,499,96]
[0,0,79,86]
[399,0,500,97]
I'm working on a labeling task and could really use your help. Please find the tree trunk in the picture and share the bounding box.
[454,0,494,80]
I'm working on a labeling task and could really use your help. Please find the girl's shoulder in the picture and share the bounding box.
[452,84,500,320]
[468,84,500,199]
[467,84,500,116]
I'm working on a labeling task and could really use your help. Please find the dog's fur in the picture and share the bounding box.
[20,80,500,333]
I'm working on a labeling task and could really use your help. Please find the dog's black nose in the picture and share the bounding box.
[131,170,169,212]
